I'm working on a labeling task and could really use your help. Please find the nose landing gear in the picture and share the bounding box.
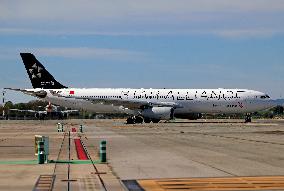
[245,113,252,123]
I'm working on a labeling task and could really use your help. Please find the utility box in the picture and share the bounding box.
[34,135,49,156]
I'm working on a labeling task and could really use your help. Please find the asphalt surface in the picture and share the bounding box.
[0,119,284,190]
[90,119,284,179]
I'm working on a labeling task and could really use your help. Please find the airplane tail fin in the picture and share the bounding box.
[20,53,67,89]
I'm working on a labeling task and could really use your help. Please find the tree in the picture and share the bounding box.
[4,101,13,109]
[0,105,3,115]
[14,103,27,110]
[273,106,284,115]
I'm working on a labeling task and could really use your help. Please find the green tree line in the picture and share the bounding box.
[1,100,283,119]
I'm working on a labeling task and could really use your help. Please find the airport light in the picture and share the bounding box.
[2,90,5,118]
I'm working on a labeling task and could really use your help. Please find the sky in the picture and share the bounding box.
[0,0,284,103]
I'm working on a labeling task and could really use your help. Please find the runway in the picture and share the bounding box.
[0,119,283,190]
[106,119,284,180]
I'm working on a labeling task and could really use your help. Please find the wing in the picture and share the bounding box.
[78,98,178,109]
[50,91,181,110]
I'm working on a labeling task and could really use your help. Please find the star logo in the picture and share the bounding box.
[29,63,43,79]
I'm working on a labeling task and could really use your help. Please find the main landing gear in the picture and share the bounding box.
[143,118,160,123]
[126,116,160,124]
[143,118,151,123]
[245,113,252,123]
[126,116,143,124]
[135,116,144,124]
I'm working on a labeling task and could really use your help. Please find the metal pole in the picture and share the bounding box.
[2,91,5,104]
[2,90,5,118]
[37,141,45,164]
[68,131,70,191]
[100,140,107,163]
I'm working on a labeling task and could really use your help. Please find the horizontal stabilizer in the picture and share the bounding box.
[4,88,47,98]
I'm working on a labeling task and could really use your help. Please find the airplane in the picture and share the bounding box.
[9,102,78,120]
[5,53,282,124]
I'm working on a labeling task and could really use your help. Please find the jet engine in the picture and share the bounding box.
[141,107,174,120]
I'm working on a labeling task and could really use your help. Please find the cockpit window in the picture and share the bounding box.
[260,95,270,99]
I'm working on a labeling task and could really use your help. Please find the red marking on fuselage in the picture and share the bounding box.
[238,102,244,108]
[70,90,75,95]
[46,102,52,112]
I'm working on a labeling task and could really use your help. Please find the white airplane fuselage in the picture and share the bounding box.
[31,88,276,115]
[7,53,281,122]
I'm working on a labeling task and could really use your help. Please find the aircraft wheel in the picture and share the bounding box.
[144,118,151,123]
[152,119,160,123]
[135,116,144,124]
[245,114,252,123]
[126,117,135,124]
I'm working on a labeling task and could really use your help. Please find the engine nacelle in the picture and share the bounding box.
[141,107,174,120]
[174,113,202,120]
